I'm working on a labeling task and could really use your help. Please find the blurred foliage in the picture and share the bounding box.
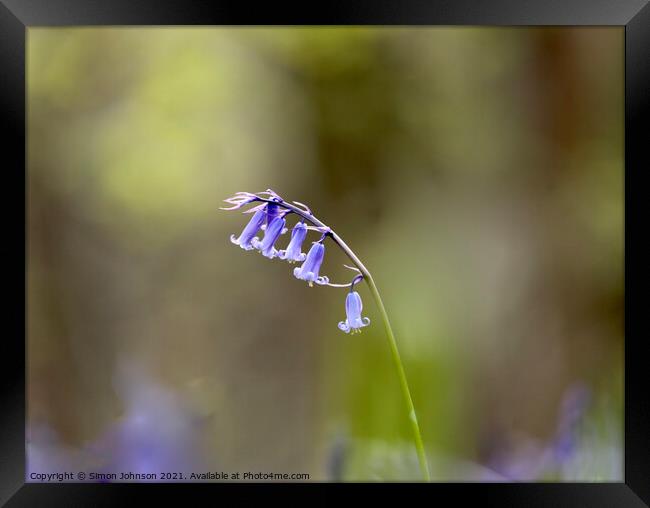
[27,27,623,481]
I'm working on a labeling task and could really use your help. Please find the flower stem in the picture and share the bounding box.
[363,275,431,481]
[325,231,431,481]
[253,197,431,480]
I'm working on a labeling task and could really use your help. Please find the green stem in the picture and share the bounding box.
[253,197,431,481]
[328,232,431,482]
[365,275,431,482]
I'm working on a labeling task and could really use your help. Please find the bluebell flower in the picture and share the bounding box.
[230,209,267,250]
[223,191,373,334]
[279,222,308,263]
[293,241,329,286]
[338,291,370,334]
[252,216,286,259]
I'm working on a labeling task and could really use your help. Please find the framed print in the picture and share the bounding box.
[1,0,648,505]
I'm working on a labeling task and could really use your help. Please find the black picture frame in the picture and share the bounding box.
[1,1,647,505]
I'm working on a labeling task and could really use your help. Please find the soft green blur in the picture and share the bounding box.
[27,27,623,481]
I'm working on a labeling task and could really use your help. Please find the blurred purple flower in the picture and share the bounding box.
[482,382,593,481]
[26,423,82,481]
[27,362,207,483]
[481,431,551,481]
[94,363,205,479]
[552,383,591,464]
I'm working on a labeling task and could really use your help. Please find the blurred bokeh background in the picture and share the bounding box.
[27,27,623,481]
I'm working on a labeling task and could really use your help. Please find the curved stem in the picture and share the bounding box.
[253,197,431,481]
[364,275,431,482]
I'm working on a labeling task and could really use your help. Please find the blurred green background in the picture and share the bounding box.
[27,27,623,481]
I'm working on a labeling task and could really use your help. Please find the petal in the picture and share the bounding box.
[338,321,350,333]
[354,292,363,313]
[259,217,286,251]
[297,245,317,273]
[262,247,278,259]
[345,291,363,322]
[352,317,369,329]
[237,209,267,245]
